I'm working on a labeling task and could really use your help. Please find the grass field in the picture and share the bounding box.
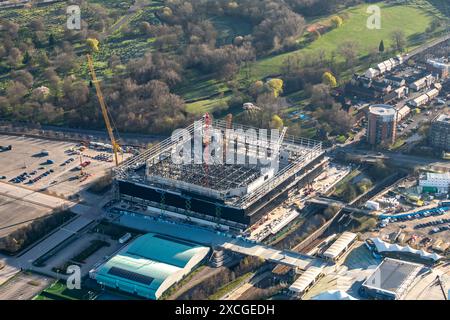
[249,2,439,79]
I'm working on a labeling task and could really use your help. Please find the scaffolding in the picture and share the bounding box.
[114,117,324,208]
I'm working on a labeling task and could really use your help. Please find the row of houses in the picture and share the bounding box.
[427,58,450,79]
[408,86,441,107]
[365,55,405,79]
[347,75,408,104]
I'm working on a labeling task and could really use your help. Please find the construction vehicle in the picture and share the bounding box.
[86,54,121,166]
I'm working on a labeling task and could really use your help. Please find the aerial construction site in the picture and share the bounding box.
[114,116,326,229]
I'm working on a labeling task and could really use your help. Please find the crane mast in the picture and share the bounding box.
[86,54,120,166]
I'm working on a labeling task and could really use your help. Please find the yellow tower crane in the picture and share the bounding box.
[86,54,120,166]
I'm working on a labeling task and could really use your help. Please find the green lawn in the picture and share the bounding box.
[185,94,230,114]
[249,2,438,80]
[33,280,98,300]
[208,272,253,300]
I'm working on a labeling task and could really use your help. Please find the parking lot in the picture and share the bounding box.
[370,209,450,253]
[0,135,128,198]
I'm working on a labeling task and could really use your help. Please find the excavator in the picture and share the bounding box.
[86,54,121,166]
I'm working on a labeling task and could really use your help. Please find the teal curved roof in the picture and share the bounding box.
[95,233,208,299]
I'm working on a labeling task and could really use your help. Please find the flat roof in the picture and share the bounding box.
[322,232,357,260]
[369,104,397,116]
[362,258,423,298]
[94,233,210,299]
[424,172,450,180]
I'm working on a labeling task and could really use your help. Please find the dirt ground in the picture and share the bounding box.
[0,272,53,300]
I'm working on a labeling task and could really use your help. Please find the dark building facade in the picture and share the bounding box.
[429,114,450,151]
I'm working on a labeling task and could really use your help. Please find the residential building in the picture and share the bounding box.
[429,114,450,151]
[367,104,397,145]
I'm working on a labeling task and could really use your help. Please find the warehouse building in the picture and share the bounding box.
[90,233,210,300]
[321,232,357,262]
[361,258,423,300]
[426,88,440,100]
[395,105,410,122]
[427,58,449,79]
[419,172,450,193]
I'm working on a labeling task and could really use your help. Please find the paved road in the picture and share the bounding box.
[341,149,450,170]
[405,33,450,61]
[307,197,373,215]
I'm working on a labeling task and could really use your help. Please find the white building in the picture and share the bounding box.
[365,200,380,211]
[409,94,429,107]
[289,266,324,298]
[395,105,410,122]
[365,68,379,79]
[426,88,440,100]
[409,74,435,91]
[377,63,387,74]
[322,232,357,261]
[419,172,450,193]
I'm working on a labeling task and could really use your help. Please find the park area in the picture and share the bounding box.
[184,0,445,114]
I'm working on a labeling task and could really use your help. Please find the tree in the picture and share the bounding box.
[267,78,283,97]
[48,33,56,47]
[86,38,100,53]
[391,30,406,52]
[249,80,265,98]
[139,21,153,35]
[378,40,385,53]
[6,81,28,105]
[11,70,34,88]
[270,114,284,129]
[339,41,359,68]
[22,50,31,65]
[8,48,23,67]
[330,16,343,28]
[310,84,333,108]
[322,71,337,88]
[342,184,357,202]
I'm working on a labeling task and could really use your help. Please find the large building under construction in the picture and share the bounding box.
[113,117,326,229]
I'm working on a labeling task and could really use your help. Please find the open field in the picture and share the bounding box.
[0,194,50,238]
